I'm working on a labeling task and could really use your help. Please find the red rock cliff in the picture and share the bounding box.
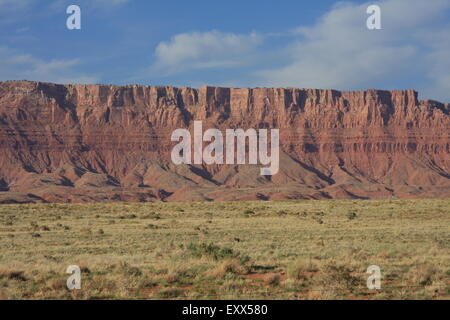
[0,80,449,203]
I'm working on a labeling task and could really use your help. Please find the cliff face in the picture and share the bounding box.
[0,80,449,203]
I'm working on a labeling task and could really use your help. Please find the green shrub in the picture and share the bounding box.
[186,242,249,264]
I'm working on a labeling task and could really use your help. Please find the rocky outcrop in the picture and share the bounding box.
[0,80,448,203]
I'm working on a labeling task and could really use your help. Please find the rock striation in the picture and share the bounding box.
[0,80,449,203]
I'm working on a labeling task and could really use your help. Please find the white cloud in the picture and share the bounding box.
[152,30,262,75]
[257,0,450,101]
[0,46,99,84]
[149,0,450,101]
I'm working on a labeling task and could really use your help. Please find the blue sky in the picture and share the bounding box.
[0,0,449,101]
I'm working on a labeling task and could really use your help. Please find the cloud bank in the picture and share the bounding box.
[151,0,450,101]
[152,30,263,75]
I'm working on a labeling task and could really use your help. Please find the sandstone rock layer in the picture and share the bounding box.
[0,80,449,203]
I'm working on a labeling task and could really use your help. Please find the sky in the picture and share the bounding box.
[0,0,449,101]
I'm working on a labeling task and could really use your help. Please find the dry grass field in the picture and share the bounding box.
[0,199,449,300]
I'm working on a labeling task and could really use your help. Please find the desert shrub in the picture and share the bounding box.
[413,265,437,286]
[187,242,233,261]
[208,258,248,278]
[158,288,185,298]
[80,266,91,274]
[221,279,245,291]
[186,242,251,273]
[119,214,137,219]
[314,263,361,297]
[287,259,317,281]
[165,271,181,284]
[266,274,281,286]
[0,270,27,281]
[119,263,142,277]
[49,278,68,290]
[347,212,357,220]
[139,277,158,289]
